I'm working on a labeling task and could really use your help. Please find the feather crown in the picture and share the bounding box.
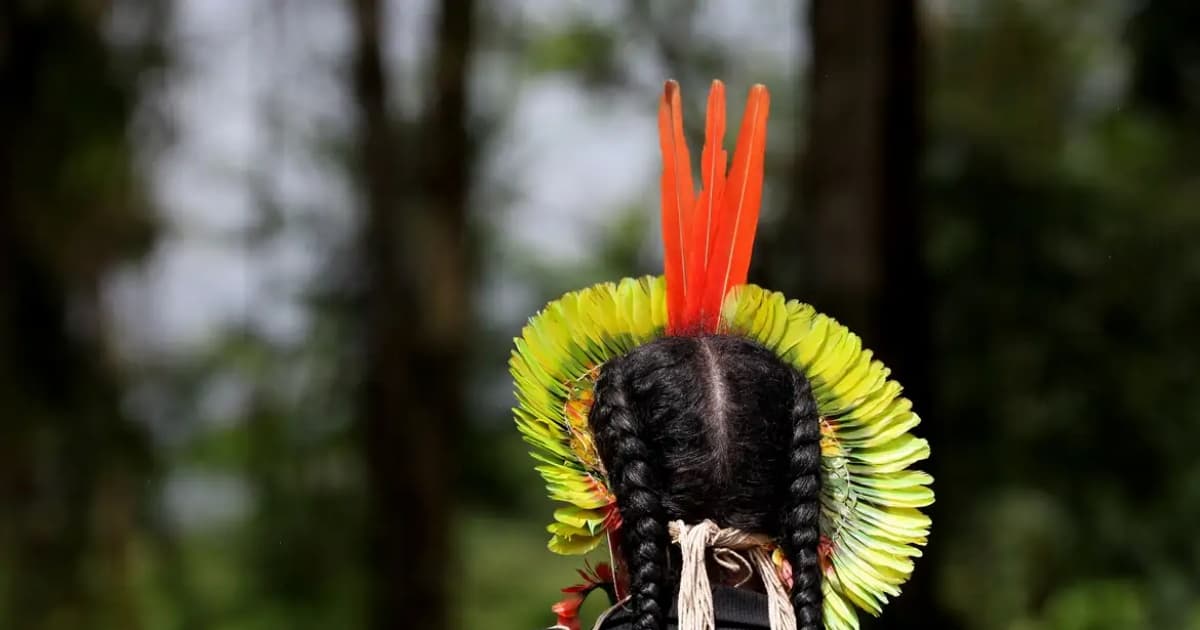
[509,80,932,630]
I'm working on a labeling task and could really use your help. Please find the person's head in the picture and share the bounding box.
[588,334,823,630]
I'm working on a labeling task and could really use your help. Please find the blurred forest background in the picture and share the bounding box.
[2,1,1200,629]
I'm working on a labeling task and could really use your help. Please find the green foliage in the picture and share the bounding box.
[526,22,618,84]
[460,512,610,629]
[7,1,1200,629]
[924,0,1200,627]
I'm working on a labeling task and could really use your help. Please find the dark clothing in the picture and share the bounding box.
[598,586,771,630]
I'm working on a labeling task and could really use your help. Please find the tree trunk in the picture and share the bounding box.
[767,1,944,626]
[0,2,155,628]
[352,0,473,628]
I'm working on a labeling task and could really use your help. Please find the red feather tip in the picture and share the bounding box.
[658,80,694,334]
[657,80,770,334]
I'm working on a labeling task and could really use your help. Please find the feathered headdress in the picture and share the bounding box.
[510,80,932,630]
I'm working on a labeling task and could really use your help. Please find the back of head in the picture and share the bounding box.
[589,335,823,630]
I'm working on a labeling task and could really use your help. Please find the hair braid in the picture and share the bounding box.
[592,359,669,630]
[781,369,823,630]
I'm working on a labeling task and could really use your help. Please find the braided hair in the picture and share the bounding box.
[591,360,670,630]
[781,370,823,628]
[589,335,823,630]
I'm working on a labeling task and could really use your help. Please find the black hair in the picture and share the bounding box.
[589,335,822,630]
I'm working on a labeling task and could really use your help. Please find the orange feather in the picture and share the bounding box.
[657,80,695,333]
[702,84,770,331]
[683,80,728,331]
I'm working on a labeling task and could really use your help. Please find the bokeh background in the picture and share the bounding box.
[3,0,1200,629]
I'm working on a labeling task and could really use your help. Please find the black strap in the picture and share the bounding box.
[596,586,772,629]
